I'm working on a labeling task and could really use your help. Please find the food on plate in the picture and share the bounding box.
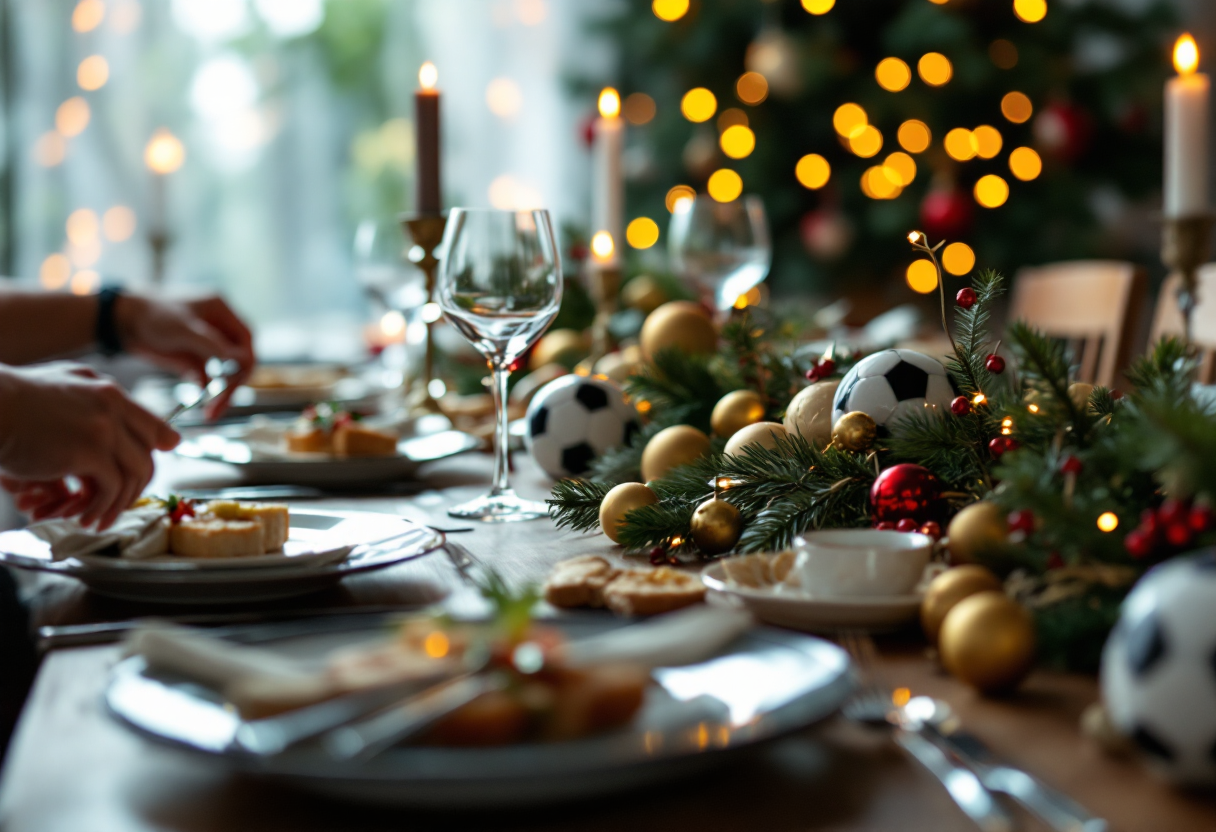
[283,403,398,457]
[719,551,799,590]
[544,556,705,616]
[247,365,345,390]
[206,500,290,550]
[543,555,621,608]
[138,496,291,558]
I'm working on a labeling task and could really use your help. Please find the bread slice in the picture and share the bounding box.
[207,501,290,551]
[721,550,798,589]
[284,427,330,454]
[169,518,266,558]
[544,556,621,608]
[602,567,705,616]
[333,423,398,457]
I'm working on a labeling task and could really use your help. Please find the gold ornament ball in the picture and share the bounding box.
[640,301,717,361]
[832,411,877,452]
[530,328,589,370]
[598,482,659,544]
[920,564,1004,644]
[712,390,767,438]
[690,498,743,555]
[622,275,667,314]
[946,501,1008,564]
[940,591,1036,694]
[593,345,642,383]
[640,424,711,482]
[784,380,840,448]
[1068,382,1095,411]
[724,421,788,457]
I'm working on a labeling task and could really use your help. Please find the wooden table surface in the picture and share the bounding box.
[1,449,1214,832]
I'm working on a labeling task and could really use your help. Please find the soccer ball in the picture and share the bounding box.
[525,375,640,479]
[1100,551,1216,785]
[832,349,956,436]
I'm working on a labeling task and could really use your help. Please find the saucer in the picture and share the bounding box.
[701,563,922,633]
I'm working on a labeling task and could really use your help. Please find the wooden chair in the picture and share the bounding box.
[1008,260,1147,388]
[1149,266,1216,383]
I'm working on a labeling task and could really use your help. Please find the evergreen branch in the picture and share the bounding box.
[948,270,1006,397]
[1005,321,1089,439]
[546,478,612,532]
[623,348,727,432]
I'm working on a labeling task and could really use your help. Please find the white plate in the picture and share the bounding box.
[105,617,853,807]
[702,564,922,633]
[0,510,444,604]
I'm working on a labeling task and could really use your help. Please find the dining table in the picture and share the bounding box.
[1,445,1214,832]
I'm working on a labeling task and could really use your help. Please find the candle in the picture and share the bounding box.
[143,128,185,284]
[1165,34,1209,217]
[415,62,442,215]
[591,87,623,265]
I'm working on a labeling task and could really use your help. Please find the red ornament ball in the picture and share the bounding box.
[1165,522,1194,549]
[1033,101,1092,162]
[1007,509,1036,535]
[919,520,942,539]
[1158,498,1189,527]
[1190,504,1214,533]
[920,187,973,239]
[870,463,943,525]
[1124,529,1154,559]
[950,395,972,416]
[956,288,977,309]
[1060,455,1084,476]
[985,354,1006,374]
[988,437,1009,458]
[896,518,919,533]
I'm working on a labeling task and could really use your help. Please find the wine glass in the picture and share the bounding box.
[436,208,562,521]
[668,194,772,317]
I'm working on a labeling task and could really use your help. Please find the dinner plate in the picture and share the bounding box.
[0,510,445,604]
[702,564,922,632]
[105,617,853,807]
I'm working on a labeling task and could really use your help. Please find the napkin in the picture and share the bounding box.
[560,606,755,669]
[29,506,170,561]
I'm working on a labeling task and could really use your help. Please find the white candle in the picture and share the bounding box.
[591,87,623,266]
[1165,34,1209,217]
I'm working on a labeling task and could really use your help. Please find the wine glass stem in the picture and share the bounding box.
[489,362,512,497]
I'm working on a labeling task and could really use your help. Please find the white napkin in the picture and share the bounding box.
[29,505,169,561]
[561,606,755,669]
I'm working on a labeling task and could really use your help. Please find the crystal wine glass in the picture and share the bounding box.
[436,208,562,521]
[668,194,772,317]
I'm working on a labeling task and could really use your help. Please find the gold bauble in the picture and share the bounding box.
[784,380,840,448]
[640,425,711,482]
[1068,382,1095,411]
[530,328,590,370]
[939,591,1036,694]
[831,411,877,452]
[690,498,742,555]
[920,565,1004,644]
[639,301,717,361]
[711,390,767,438]
[598,482,659,544]
[593,345,642,383]
[946,501,1008,564]
[622,275,667,314]
[724,421,788,457]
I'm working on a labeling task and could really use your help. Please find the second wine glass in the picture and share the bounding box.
[668,194,771,317]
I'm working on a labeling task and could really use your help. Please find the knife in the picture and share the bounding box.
[893,728,1015,832]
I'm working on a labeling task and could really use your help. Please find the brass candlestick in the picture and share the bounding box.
[400,213,448,415]
[1161,213,1215,344]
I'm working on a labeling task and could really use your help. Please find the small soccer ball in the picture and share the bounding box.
[832,349,957,436]
[525,375,639,479]
[1100,551,1216,785]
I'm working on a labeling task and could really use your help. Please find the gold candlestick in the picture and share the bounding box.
[400,213,447,414]
[1161,213,1214,344]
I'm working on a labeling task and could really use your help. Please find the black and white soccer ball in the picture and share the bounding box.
[1100,552,1216,785]
[525,375,639,479]
[832,349,956,435]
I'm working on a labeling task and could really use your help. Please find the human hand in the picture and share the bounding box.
[0,364,180,529]
[115,293,256,420]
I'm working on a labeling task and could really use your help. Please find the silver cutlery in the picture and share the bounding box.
[165,358,242,424]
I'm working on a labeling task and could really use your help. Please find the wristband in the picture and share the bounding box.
[96,285,124,356]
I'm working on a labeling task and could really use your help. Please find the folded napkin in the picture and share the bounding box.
[29,506,169,561]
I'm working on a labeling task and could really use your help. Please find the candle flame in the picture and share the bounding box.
[419,61,438,90]
[590,231,615,260]
[598,87,621,119]
[1174,34,1199,76]
[144,128,184,174]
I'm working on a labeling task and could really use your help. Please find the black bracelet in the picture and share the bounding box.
[96,285,124,356]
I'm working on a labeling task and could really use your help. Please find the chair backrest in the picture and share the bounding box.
[1009,260,1147,388]
[1149,265,1216,384]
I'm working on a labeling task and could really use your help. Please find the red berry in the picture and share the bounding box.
[919,521,942,539]
[875,521,896,531]
[1165,522,1194,549]
[1111,389,1124,400]
[818,358,837,377]
[896,518,919,533]
[950,395,971,416]
[1139,509,1160,537]
[985,354,1006,374]
[1189,504,1214,533]
[648,546,666,566]
[1007,509,1036,534]
[988,437,1008,458]
[1158,498,1189,526]
[956,288,977,309]
[1060,455,1083,476]
[805,368,819,381]
[1124,529,1154,559]
[1004,438,1020,452]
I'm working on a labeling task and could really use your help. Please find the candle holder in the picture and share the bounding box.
[148,228,169,285]
[584,260,620,368]
[1161,213,1215,344]
[399,212,448,415]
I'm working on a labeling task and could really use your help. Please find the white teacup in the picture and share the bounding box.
[791,529,933,598]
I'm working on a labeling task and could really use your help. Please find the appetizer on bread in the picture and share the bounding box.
[283,403,398,457]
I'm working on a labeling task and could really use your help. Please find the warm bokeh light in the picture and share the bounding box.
[1174,34,1199,75]
[849,124,883,158]
[833,103,867,138]
[681,87,717,123]
[898,119,931,153]
[598,87,621,119]
[77,55,109,91]
[736,71,769,105]
[720,124,755,159]
[102,205,137,242]
[907,259,938,293]
[875,58,911,92]
[707,169,743,202]
[718,108,748,131]
[380,310,406,340]
[70,269,99,296]
[944,128,976,161]
[917,52,952,86]
[626,217,660,249]
[419,62,438,90]
[652,0,689,22]
[665,184,696,212]
[883,152,916,186]
[972,125,1003,159]
[590,231,615,260]
[1014,0,1047,24]
[39,254,71,290]
[732,286,763,310]
[33,132,66,167]
[486,77,523,119]
[795,154,831,189]
[863,166,901,199]
[623,92,656,125]
[1009,146,1043,181]
[55,97,90,138]
[144,128,185,174]
[69,238,101,268]
[72,0,105,33]
[942,242,976,275]
[1097,512,1119,533]
[1001,91,1033,124]
[67,209,99,246]
[975,174,1010,208]
[801,0,835,14]
[111,0,141,33]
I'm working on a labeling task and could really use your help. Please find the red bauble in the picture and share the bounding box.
[919,520,942,539]
[1004,438,1021,452]
[950,395,971,416]
[870,463,942,525]
[896,518,919,533]
[1190,504,1214,533]
[1060,455,1083,476]
[875,521,896,531]
[1033,101,1092,162]
[1124,529,1154,559]
[1158,498,1189,526]
[1165,522,1194,549]
[985,354,1006,374]
[920,187,973,239]
[800,209,854,261]
[988,437,1009,458]
[1007,509,1036,535]
[956,288,977,309]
